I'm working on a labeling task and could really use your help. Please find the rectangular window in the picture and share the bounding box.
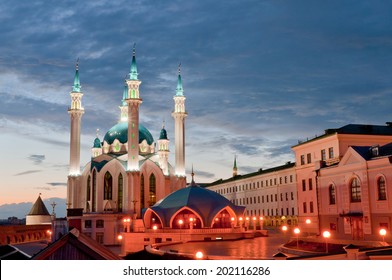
[310,201,314,213]
[292,207,295,215]
[291,192,294,200]
[271,194,273,202]
[302,179,306,191]
[280,177,282,184]
[286,208,289,216]
[96,233,104,244]
[258,196,260,203]
[96,219,104,228]
[267,195,269,203]
[262,196,264,203]
[290,175,293,183]
[144,238,150,242]
[280,193,283,201]
[307,153,312,164]
[321,149,326,161]
[330,223,337,231]
[274,178,277,185]
[308,178,313,191]
[275,194,277,201]
[303,202,307,213]
[329,147,334,159]
[285,176,288,184]
[286,192,288,201]
[166,238,172,241]
[85,220,92,228]
[300,155,305,165]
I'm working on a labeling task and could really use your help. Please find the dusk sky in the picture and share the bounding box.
[1,0,392,205]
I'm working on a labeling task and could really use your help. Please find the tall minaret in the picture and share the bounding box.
[68,59,84,176]
[158,122,170,176]
[124,46,142,217]
[67,59,84,211]
[125,45,142,171]
[172,64,187,178]
[119,84,128,122]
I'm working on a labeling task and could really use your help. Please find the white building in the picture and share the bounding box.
[206,161,298,227]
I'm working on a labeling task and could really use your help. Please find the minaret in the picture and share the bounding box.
[158,121,170,176]
[68,59,84,176]
[233,155,238,177]
[91,129,102,158]
[125,45,142,171]
[172,64,187,178]
[124,45,142,217]
[119,84,128,122]
[67,59,84,211]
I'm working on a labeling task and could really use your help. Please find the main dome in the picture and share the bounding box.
[103,122,154,145]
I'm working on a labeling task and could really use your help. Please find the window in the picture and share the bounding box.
[300,155,305,165]
[378,177,387,200]
[86,176,91,201]
[308,178,313,191]
[262,196,264,203]
[92,170,97,212]
[280,177,282,184]
[303,202,307,213]
[285,176,288,184]
[310,201,314,213]
[328,147,334,159]
[292,207,295,215]
[307,153,312,164]
[330,223,337,231]
[274,178,277,185]
[149,174,156,205]
[267,196,269,203]
[285,192,288,201]
[271,194,273,202]
[275,194,277,201]
[96,233,104,244]
[302,179,306,191]
[104,172,112,200]
[350,178,361,202]
[290,175,293,183]
[321,149,326,161]
[118,173,123,212]
[329,184,336,205]
[96,219,104,228]
[85,220,92,228]
[291,192,294,200]
[280,193,283,201]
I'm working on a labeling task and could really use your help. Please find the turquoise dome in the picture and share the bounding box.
[103,122,154,145]
[93,137,102,148]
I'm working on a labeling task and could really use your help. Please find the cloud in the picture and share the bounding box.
[35,187,53,191]
[14,170,42,176]
[27,154,45,165]
[46,182,67,187]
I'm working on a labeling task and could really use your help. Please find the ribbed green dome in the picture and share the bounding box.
[103,122,154,145]
[93,137,102,148]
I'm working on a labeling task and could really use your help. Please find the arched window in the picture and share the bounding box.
[140,174,145,209]
[350,178,361,202]
[118,174,123,212]
[86,175,91,211]
[104,172,113,200]
[378,177,387,201]
[92,170,97,212]
[149,174,156,206]
[329,184,336,205]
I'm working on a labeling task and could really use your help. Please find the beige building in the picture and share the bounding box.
[206,161,298,227]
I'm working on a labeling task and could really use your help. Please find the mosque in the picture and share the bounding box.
[66,48,248,249]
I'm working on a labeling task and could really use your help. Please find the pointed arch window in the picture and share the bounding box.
[92,170,97,212]
[140,174,145,209]
[350,178,361,203]
[86,175,91,211]
[104,172,113,200]
[149,174,156,206]
[329,184,336,205]
[377,176,387,201]
[118,173,123,212]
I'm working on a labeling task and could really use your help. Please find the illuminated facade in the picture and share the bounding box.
[292,124,392,239]
[66,48,187,245]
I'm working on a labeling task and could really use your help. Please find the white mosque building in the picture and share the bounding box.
[66,48,188,245]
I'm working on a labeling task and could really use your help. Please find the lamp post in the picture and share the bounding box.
[259,216,264,229]
[294,227,300,248]
[282,225,288,242]
[380,228,387,243]
[323,230,331,253]
[252,216,256,230]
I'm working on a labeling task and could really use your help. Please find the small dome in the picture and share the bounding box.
[93,137,102,148]
[146,185,245,228]
[103,122,154,145]
[159,127,168,140]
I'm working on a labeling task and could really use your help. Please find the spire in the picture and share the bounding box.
[176,63,184,96]
[233,155,238,177]
[72,58,81,92]
[128,44,138,80]
[190,165,196,186]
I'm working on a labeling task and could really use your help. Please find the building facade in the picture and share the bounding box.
[206,161,298,227]
[66,49,188,245]
[292,124,392,238]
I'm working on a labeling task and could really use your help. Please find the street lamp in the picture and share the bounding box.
[252,216,256,230]
[282,225,288,243]
[323,230,331,253]
[293,227,300,248]
[195,251,204,259]
[305,218,311,224]
[380,228,387,243]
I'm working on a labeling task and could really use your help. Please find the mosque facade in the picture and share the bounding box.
[66,48,188,245]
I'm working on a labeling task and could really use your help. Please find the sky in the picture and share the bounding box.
[1,0,392,206]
